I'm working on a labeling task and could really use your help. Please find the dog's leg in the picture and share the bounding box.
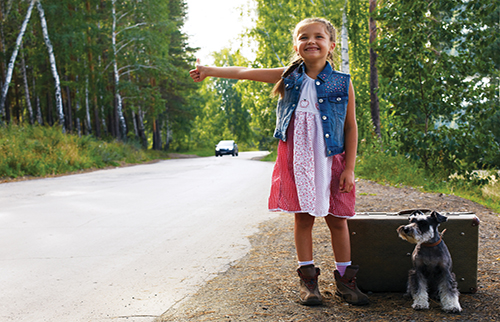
[409,270,429,310]
[438,272,462,313]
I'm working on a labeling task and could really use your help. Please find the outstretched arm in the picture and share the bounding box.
[189,64,284,84]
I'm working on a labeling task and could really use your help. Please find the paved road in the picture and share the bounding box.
[0,152,277,322]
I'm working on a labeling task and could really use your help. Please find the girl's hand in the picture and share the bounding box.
[189,58,206,82]
[339,169,355,193]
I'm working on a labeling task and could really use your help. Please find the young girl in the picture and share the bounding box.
[189,17,368,306]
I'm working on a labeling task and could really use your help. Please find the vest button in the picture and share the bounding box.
[318,99,324,103]
[322,115,327,120]
[325,134,330,138]
[337,97,341,101]
[316,81,320,86]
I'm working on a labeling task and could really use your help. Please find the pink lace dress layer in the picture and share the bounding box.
[268,75,355,218]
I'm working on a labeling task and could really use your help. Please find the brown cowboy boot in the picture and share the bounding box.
[297,264,322,306]
[334,265,369,305]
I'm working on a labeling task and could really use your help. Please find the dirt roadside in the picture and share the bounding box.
[157,179,499,322]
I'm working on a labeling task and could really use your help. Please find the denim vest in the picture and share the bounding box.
[273,62,351,157]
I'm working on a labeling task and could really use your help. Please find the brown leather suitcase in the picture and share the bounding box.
[348,210,480,293]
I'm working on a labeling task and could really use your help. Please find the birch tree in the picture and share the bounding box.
[111,0,127,140]
[0,0,34,121]
[20,44,34,124]
[340,2,350,73]
[37,0,65,131]
[32,73,43,124]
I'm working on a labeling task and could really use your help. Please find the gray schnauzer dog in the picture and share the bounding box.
[397,210,462,313]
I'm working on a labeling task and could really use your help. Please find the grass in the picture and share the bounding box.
[0,124,170,181]
[173,147,215,157]
[260,149,277,162]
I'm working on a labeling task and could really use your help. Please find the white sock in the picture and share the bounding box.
[335,261,352,276]
[298,260,314,267]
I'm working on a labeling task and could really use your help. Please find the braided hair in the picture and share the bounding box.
[272,18,337,98]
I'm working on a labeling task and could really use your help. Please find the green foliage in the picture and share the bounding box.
[375,0,499,176]
[1,0,197,151]
[0,124,167,179]
[188,49,255,150]
[346,0,372,142]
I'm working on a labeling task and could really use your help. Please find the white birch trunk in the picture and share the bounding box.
[85,74,92,135]
[112,0,127,139]
[75,75,81,137]
[341,3,350,74]
[20,44,34,124]
[32,74,43,125]
[36,95,43,124]
[0,0,35,119]
[0,4,7,92]
[132,110,138,137]
[137,105,147,147]
[37,1,65,131]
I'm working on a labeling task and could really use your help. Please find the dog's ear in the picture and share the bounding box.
[410,210,425,216]
[431,211,448,223]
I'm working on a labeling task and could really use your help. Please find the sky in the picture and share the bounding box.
[182,0,256,65]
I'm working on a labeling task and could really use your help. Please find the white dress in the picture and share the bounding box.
[292,74,333,217]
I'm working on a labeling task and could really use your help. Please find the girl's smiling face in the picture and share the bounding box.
[294,22,335,63]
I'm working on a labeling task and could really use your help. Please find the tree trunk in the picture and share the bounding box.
[132,110,138,137]
[112,0,127,140]
[369,0,381,138]
[33,73,43,125]
[64,76,73,132]
[137,105,147,148]
[341,2,350,73]
[13,69,20,123]
[0,0,35,121]
[0,2,6,86]
[37,1,65,131]
[85,0,99,137]
[46,91,53,126]
[84,74,92,134]
[152,118,162,150]
[75,75,81,136]
[20,44,34,124]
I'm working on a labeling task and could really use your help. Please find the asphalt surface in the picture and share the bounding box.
[0,151,277,322]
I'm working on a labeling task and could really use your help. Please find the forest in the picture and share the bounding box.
[0,0,498,181]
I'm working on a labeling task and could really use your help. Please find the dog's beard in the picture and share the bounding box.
[397,225,435,245]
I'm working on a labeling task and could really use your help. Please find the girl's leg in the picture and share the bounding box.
[324,215,350,262]
[294,213,322,306]
[325,214,369,305]
[294,213,315,261]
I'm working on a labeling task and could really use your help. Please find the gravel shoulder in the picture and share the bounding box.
[158,179,499,322]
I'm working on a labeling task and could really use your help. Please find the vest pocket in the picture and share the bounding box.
[328,94,348,119]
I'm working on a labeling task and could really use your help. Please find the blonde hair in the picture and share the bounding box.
[272,18,337,97]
